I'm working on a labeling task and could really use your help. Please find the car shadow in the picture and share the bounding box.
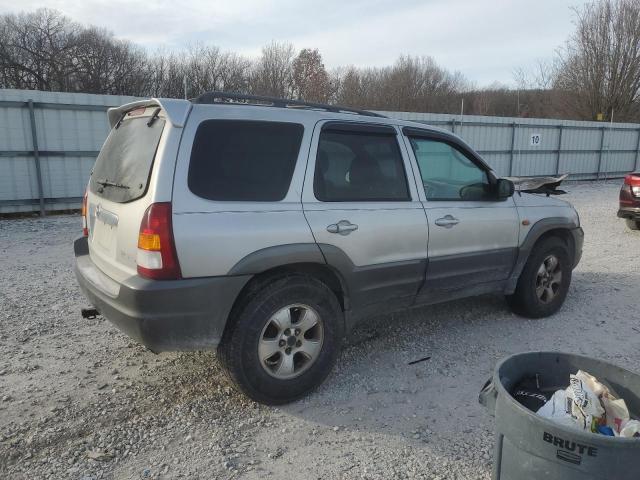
[275,269,640,445]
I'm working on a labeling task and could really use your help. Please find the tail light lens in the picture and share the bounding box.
[81,190,89,237]
[136,203,181,280]
[624,174,640,197]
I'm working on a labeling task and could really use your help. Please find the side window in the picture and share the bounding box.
[314,130,409,202]
[408,138,492,201]
[188,120,303,201]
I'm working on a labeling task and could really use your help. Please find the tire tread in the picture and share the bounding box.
[507,237,572,319]
[217,274,343,404]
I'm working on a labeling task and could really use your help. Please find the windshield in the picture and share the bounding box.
[90,113,165,203]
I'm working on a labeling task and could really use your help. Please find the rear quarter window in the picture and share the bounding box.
[90,111,165,203]
[188,120,304,202]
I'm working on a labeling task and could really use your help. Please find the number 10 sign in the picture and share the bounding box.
[530,133,541,146]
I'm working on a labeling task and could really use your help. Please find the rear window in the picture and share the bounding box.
[188,120,304,201]
[90,111,165,203]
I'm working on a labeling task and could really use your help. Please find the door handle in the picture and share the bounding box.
[327,220,358,235]
[434,215,460,228]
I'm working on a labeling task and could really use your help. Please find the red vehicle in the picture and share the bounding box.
[618,172,640,230]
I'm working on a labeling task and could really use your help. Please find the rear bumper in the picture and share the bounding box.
[617,207,640,220]
[73,237,251,352]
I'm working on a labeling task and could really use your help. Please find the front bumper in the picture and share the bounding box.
[73,237,251,352]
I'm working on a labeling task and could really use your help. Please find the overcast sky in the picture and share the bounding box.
[0,0,591,87]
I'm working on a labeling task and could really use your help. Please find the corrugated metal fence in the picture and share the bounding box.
[385,111,640,181]
[0,89,138,214]
[1,89,639,214]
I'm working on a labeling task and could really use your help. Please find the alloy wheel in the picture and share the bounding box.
[535,254,562,304]
[258,304,324,379]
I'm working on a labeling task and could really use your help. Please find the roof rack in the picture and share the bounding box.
[191,91,385,118]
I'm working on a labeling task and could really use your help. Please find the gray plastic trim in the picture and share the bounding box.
[228,243,326,275]
[318,244,426,326]
[506,217,581,293]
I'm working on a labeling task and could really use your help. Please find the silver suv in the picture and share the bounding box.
[74,92,583,404]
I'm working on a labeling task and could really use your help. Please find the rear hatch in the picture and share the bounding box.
[87,106,166,283]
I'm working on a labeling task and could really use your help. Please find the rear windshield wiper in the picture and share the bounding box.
[96,179,130,189]
[147,107,161,127]
[114,112,126,129]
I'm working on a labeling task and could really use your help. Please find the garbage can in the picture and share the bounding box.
[479,351,640,480]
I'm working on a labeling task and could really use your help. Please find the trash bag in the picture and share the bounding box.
[602,397,630,434]
[620,420,640,438]
[512,374,550,411]
[537,389,579,429]
[565,373,605,432]
[575,370,610,397]
[535,369,637,437]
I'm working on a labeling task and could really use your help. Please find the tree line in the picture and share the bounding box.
[1,1,640,122]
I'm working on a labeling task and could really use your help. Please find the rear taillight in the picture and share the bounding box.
[136,203,181,280]
[81,190,89,237]
[624,174,640,197]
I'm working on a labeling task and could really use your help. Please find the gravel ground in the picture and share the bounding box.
[1,181,639,480]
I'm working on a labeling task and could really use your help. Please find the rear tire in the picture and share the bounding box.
[506,237,572,318]
[626,219,640,231]
[218,275,344,405]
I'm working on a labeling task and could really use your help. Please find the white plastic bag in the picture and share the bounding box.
[566,374,605,431]
[575,370,609,397]
[602,396,630,435]
[575,370,631,435]
[537,390,580,429]
[536,370,637,436]
[620,420,640,438]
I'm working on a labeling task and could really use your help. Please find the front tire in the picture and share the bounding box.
[626,219,640,231]
[507,237,572,318]
[218,275,344,405]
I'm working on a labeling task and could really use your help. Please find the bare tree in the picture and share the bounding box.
[250,42,295,97]
[554,0,640,121]
[73,27,149,95]
[0,9,149,95]
[0,9,506,116]
[218,53,252,93]
[513,59,558,91]
[147,50,186,97]
[144,46,251,99]
[332,55,469,113]
[0,9,80,91]
[6,7,603,120]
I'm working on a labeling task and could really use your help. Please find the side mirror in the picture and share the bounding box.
[497,178,515,199]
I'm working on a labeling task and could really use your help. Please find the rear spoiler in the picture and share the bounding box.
[107,98,192,129]
[503,174,569,196]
